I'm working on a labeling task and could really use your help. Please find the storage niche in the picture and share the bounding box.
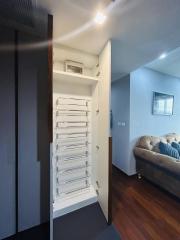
[52,42,111,220]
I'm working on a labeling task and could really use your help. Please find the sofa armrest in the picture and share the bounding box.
[134,147,180,177]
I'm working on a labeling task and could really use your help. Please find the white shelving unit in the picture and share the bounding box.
[53,68,99,218]
[53,94,97,218]
[52,42,111,221]
[53,70,99,86]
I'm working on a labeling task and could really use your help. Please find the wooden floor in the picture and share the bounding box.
[112,166,180,240]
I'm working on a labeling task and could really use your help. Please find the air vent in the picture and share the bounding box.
[0,0,36,28]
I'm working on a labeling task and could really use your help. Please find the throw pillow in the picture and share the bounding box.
[171,142,180,155]
[159,142,180,159]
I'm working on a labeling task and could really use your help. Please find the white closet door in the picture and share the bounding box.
[97,41,111,221]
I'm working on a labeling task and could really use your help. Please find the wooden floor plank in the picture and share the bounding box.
[112,166,180,240]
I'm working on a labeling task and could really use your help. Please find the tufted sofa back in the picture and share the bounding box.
[137,133,180,153]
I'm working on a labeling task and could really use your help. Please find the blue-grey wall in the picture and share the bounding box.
[129,67,180,174]
[130,67,180,137]
[111,67,180,175]
[111,75,130,173]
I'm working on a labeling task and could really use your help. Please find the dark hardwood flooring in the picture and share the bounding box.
[112,166,180,240]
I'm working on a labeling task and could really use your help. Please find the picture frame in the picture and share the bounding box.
[152,92,174,116]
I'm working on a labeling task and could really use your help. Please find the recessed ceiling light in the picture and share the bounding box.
[159,53,167,59]
[94,12,107,24]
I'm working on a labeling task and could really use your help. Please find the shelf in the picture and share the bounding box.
[53,186,97,218]
[53,70,99,86]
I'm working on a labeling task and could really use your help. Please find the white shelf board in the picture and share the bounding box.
[53,70,99,86]
[53,186,97,218]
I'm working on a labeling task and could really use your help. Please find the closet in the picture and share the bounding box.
[0,25,16,240]
[0,19,50,239]
[52,42,111,221]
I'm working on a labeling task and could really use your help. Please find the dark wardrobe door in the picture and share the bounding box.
[18,32,50,234]
[0,26,16,239]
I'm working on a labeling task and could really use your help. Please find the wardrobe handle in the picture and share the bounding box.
[96,181,100,188]
[96,145,100,150]
[96,189,99,196]
[96,71,100,77]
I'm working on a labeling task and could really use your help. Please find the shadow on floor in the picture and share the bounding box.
[53,203,120,240]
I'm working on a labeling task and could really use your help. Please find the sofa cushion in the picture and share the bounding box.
[172,142,180,155]
[159,142,180,159]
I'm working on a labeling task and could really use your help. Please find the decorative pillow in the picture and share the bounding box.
[171,142,180,155]
[159,142,180,159]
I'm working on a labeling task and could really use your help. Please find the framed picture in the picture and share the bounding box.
[152,92,174,116]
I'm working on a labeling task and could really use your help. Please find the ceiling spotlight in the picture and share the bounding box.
[94,12,107,24]
[159,53,167,60]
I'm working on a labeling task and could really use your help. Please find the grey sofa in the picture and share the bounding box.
[134,134,180,198]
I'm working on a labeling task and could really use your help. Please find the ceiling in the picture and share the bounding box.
[38,0,180,81]
[146,47,180,79]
